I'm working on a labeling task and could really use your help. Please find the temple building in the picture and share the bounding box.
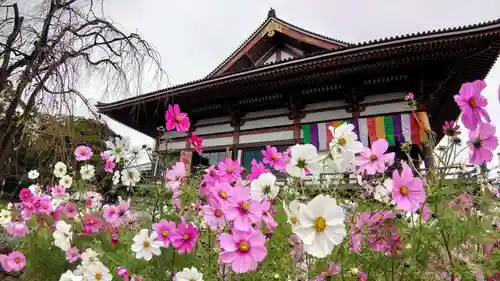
[97,9,500,173]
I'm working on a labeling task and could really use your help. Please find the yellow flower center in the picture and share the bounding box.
[291,216,298,225]
[220,191,227,199]
[143,241,150,248]
[183,234,189,240]
[175,115,182,121]
[400,186,409,196]
[161,231,168,237]
[239,241,249,252]
[227,167,233,173]
[15,258,20,263]
[370,154,377,161]
[95,273,102,280]
[271,154,278,160]
[338,137,347,146]
[215,209,222,217]
[240,203,249,211]
[469,98,477,108]
[89,220,95,225]
[314,216,327,232]
[193,141,198,146]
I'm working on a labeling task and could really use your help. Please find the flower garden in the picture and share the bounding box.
[0,80,499,281]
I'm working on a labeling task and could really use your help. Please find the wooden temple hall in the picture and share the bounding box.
[97,9,500,172]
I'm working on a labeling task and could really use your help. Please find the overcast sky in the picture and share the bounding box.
[77,0,500,165]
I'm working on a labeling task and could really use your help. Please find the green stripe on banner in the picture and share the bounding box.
[345,119,351,124]
[384,116,395,146]
[303,124,311,144]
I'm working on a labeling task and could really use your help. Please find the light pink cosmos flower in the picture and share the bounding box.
[350,212,371,252]
[203,166,219,185]
[66,247,80,263]
[218,229,267,273]
[18,188,32,202]
[33,197,52,214]
[188,133,203,154]
[152,220,176,247]
[6,222,28,237]
[165,162,186,191]
[260,200,277,231]
[247,160,269,181]
[467,122,499,164]
[83,214,103,233]
[217,158,243,182]
[202,197,226,231]
[262,145,284,170]
[443,120,461,137]
[100,151,110,161]
[114,202,131,226]
[2,251,26,272]
[51,184,66,197]
[63,202,77,218]
[355,139,395,175]
[209,181,233,205]
[454,80,490,130]
[103,205,117,223]
[165,104,190,132]
[74,145,93,161]
[170,223,199,254]
[391,161,426,213]
[222,187,262,231]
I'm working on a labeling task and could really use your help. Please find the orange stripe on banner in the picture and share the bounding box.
[415,111,430,143]
[410,114,421,144]
[366,118,377,144]
[375,116,386,140]
[326,121,335,145]
[333,121,342,128]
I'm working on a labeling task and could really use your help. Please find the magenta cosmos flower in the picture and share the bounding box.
[443,120,461,137]
[391,161,426,212]
[6,222,28,237]
[202,197,226,231]
[63,202,77,218]
[188,133,203,154]
[262,145,284,170]
[453,80,490,130]
[165,104,190,132]
[83,214,103,233]
[153,219,176,247]
[18,188,32,202]
[74,145,93,161]
[355,139,395,175]
[247,160,269,181]
[467,122,499,164]
[219,229,267,273]
[222,187,262,231]
[217,158,243,182]
[170,223,199,254]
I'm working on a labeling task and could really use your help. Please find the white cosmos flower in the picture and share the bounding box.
[0,209,11,226]
[283,200,305,226]
[250,172,278,201]
[53,220,72,251]
[324,148,355,174]
[59,175,73,188]
[105,137,130,162]
[28,184,41,195]
[80,164,95,181]
[328,123,363,154]
[374,179,393,204]
[28,170,39,180]
[286,144,321,178]
[81,248,100,268]
[121,168,141,187]
[112,170,121,185]
[292,194,346,258]
[54,162,67,178]
[175,267,204,281]
[131,229,163,261]
[6,203,12,210]
[59,270,83,281]
[83,262,113,281]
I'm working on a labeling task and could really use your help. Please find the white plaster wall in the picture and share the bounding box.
[237,150,243,162]
[203,137,233,147]
[239,131,294,144]
[281,51,294,60]
[241,116,293,130]
[157,142,166,151]
[244,108,289,119]
[362,92,406,103]
[264,53,277,64]
[304,100,348,111]
[302,109,351,124]
[196,116,231,126]
[196,123,234,135]
[162,131,187,139]
[161,141,185,150]
[360,101,408,116]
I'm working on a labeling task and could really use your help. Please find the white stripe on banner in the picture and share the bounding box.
[401,113,411,143]
[358,118,369,147]
[318,122,327,150]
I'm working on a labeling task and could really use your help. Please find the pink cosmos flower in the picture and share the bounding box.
[260,200,277,231]
[202,197,226,231]
[350,212,370,252]
[312,263,341,281]
[443,120,461,137]
[165,162,186,191]
[199,180,211,196]
[5,251,25,272]
[218,229,267,273]
[165,104,190,132]
[262,145,284,170]
[189,133,203,154]
[449,192,473,210]
[114,202,131,225]
[66,247,80,263]
[51,184,66,197]
[209,181,233,204]
[74,145,93,161]
[420,203,431,222]
[153,220,176,247]
[103,205,117,223]
[467,122,499,164]
[222,187,262,231]
[391,161,426,212]
[247,160,269,181]
[355,139,395,175]
[34,197,52,214]
[217,158,243,182]
[18,188,32,202]
[6,222,28,237]
[105,159,116,173]
[63,202,77,218]
[203,166,219,185]
[100,151,110,161]
[170,223,199,254]
[454,80,490,130]
[405,92,414,100]
[83,214,103,233]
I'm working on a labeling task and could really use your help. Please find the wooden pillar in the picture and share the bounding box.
[293,117,301,143]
